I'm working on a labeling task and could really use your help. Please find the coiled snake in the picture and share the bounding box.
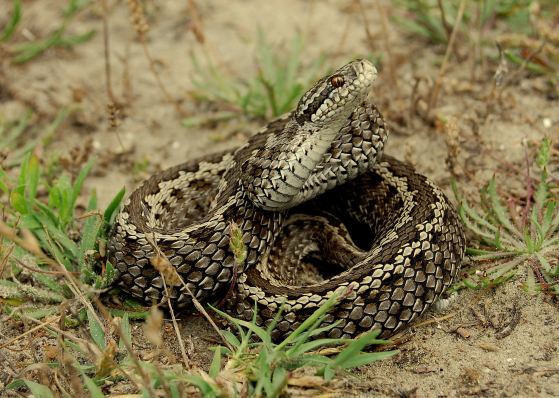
[108,60,466,340]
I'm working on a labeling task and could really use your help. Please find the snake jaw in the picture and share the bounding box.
[295,59,377,127]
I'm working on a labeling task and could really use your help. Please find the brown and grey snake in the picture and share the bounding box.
[107,60,466,340]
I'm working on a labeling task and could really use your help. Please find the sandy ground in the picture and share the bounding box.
[1,1,558,397]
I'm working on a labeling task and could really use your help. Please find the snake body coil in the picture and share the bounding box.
[108,60,466,339]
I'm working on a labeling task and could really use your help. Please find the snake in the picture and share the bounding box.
[107,59,466,340]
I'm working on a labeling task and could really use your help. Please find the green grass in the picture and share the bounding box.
[453,138,559,295]
[1,0,95,63]
[4,296,394,398]
[0,151,124,318]
[393,0,554,44]
[1,135,394,396]
[196,295,395,397]
[185,30,326,121]
[392,0,559,78]
[0,108,73,169]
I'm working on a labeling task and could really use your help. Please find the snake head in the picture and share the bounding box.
[294,59,377,127]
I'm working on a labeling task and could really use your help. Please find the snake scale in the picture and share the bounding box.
[108,59,466,340]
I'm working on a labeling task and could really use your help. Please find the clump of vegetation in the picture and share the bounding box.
[0,0,95,63]
[392,0,559,77]
[187,31,326,120]
[0,152,124,318]
[193,296,395,397]
[454,138,559,296]
[0,109,73,169]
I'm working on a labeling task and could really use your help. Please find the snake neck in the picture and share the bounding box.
[209,98,386,214]
[239,116,344,211]
[239,99,386,212]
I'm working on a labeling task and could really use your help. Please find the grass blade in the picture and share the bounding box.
[0,0,22,42]
[87,309,106,350]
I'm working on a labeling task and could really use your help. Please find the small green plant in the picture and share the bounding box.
[0,0,21,43]
[392,0,553,45]
[392,0,559,78]
[392,0,463,45]
[1,0,95,63]
[0,151,124,317]
[0,108,72,168]
[195,293,396,397]
[187,31,325,120]
[6,312,134,397]
[454,138,559,295]
[6,295,395,397]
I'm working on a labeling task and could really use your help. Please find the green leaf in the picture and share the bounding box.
[95,260,116,288]
[0,0,22,42]
[5,305,59,320]
[212,305,271,345]
[290,337,350,356]
[0,168,9,193]
[87,310,106,350]
[536,138,551,170]
[6,379,26,390]
[535,252,552,273]
[118,313,132,352]
[41,107,72,147]
[13,37,55,63]
[9,189,27,214]
[24,381,56,398]
[58,30,96,46]
[184,374,220,397]
[32,211,78,258]
[26,153,41,201]
[485,179,523,240]
[209,347,222,378]
[331,330,385,368]
[269,366,288,397]
[82,374,105,398]
[276,291,341,351]
[34,200,60,227]
[33,272,69,297]
[103,187,125,225]
[0,279,65,303]
[524,267,540,295]
[64,0,92,17]
[486,255,526,279]
[78,191,101,273]
[66,157,95,221]
[1,110,31,147]
[314,332,394,381]
[504,51,550,75]
[221,329,241,348]
[106,306,150,320]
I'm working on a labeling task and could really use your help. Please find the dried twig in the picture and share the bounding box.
[0,316,61,350]
[100,0,124,151]
[161,276,191,369]
[126,0,186,116]
[428,0,466,112]
[146,233,235,353]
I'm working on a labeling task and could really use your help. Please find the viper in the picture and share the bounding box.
[108,59,466,340]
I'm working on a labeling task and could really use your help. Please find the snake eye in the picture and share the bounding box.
[330,75,345,88]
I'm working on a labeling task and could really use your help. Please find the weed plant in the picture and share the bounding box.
[187,31,325,120]
[1,0,95,63]
[454,138,559,296]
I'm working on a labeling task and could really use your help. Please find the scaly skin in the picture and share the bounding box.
[107,59,465,339]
